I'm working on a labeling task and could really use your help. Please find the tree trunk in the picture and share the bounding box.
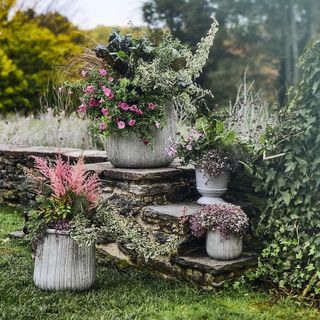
[290,0,299,84]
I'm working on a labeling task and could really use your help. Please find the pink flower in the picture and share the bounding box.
[117,121,126,129]
[143,140,150,145]
[128,119,136,126]
[130,105,143,114]
[186,144,193,151]
[99,98,105,103]
[155,121,161,129]
[148,103,156,110]
[99,122,106,131]
[99,68,108,76]
[85,85,95,94]
[89,97,100,107]
[108,77,114,82]
[101,86,114,100]
[136,109,143,115]
[166,146,177,157]
[81,70,88,77]
[77,104,87,114]
[101,108,109,116]
[118,102,130,111]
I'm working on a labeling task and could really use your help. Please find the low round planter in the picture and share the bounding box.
[105,103,176,168]
[195,168,230,205]
[33,229,95,291]
[206,230,242,260]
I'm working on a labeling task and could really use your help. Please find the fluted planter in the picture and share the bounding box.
[206,230,242,260]
[195,168,230,205]
[105,103,176,168]
[33,229,95,291]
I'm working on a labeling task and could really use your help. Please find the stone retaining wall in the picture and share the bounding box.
[0,145,107,204]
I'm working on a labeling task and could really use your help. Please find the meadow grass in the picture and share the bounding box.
[0,205,319,320]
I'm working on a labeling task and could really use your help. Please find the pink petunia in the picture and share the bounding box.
[85,85,95,94]
[186,144,193,151]
[108,77,114,82]
[89,97,100,107]
[148,103,156,110]
[118,102,130,111]
[101,86,114,100]
[117,121,126,129]
[101,108,109,116]
[77,104,87,114]
[99,122,107,131]
[128,119,136,126]
[155,121,161,129]
[99,69,108,76]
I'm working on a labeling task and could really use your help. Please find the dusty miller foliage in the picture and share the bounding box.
[253,41,320,297]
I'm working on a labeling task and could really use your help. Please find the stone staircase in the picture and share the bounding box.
[91,162,258,288]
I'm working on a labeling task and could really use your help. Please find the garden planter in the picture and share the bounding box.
[206,230,242,260]
[33,229,95,291]
[105,103,176,168]
[195,168,230,205]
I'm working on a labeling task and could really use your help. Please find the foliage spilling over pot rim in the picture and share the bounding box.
[72,20,219,142]
[25,156,101,246]
[168,114,246,176]
[187,203,249,239]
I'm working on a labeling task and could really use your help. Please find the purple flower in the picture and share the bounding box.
[77,104,87,114]
[89,97,100,107]
[186,144,192,151]
[101,108,109,116]
[118,102,130,111]
[101,86,114,100]
[128,119,136,126]
[108,77,114,82]
[99,122,106,131]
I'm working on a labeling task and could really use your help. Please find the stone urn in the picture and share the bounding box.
[195,168,230,205]
[33,229,95,291]
[105,103,176,168]
[206,230,242,260]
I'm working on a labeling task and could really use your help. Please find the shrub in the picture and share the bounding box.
[253,40,320,297]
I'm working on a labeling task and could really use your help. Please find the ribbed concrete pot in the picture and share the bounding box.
[105,103,176,168]
[206,230,242,260]
[195,168,230,205]
[33,229,95,291]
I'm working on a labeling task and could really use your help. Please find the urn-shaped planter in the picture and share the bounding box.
[206,230,242,260]
[195,168,230,205]
[33,229,96,291]
[105,103,176,168]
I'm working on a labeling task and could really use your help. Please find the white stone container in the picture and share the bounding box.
[105,103,176,168]
[33,229,95,291]
[206,230,242,260]
[195,168,230,205]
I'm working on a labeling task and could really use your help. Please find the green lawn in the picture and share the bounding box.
[0,205,319,320]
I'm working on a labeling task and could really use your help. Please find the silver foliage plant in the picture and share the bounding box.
[135,18,219,126]
[224,71,276,150]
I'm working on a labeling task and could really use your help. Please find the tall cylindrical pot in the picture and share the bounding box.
[105,103,176,168]
[206,230,242,260]
[33,229,96,291]
[195,168,230,205]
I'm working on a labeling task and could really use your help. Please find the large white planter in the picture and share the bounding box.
[105,103,176,168]
[206,230,242,260]
[33,229,95,291]
[195,168,230,205]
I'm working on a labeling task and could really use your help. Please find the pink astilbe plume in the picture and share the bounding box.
[31,156,51,178]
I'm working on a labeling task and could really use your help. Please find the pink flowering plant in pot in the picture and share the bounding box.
[26,156,101,291]
[188,204,249,260]
[71,20,219,146]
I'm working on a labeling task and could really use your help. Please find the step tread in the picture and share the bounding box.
[143,203,201,221]
[171,250,257,275]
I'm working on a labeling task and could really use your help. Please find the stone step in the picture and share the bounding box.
[97,242,257,288]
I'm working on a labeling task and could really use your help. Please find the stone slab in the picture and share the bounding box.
[9,230,25,239]
[143,203,201,222]
[171,251,258,275]
[0,145,107,164]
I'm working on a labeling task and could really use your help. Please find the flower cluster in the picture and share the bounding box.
[26,155,101,226]
[188,204,249,239]
[77,67,165,143]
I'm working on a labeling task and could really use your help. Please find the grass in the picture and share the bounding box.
[0,205,319,320]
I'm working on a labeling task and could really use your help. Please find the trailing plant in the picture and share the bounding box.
[168,114,243,177]
[69,20,218,143]
[187,204,249,239]
[253,40,320,297]
[25,155,101,246]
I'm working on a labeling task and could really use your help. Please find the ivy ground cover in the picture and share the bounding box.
[0,205,319,320]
